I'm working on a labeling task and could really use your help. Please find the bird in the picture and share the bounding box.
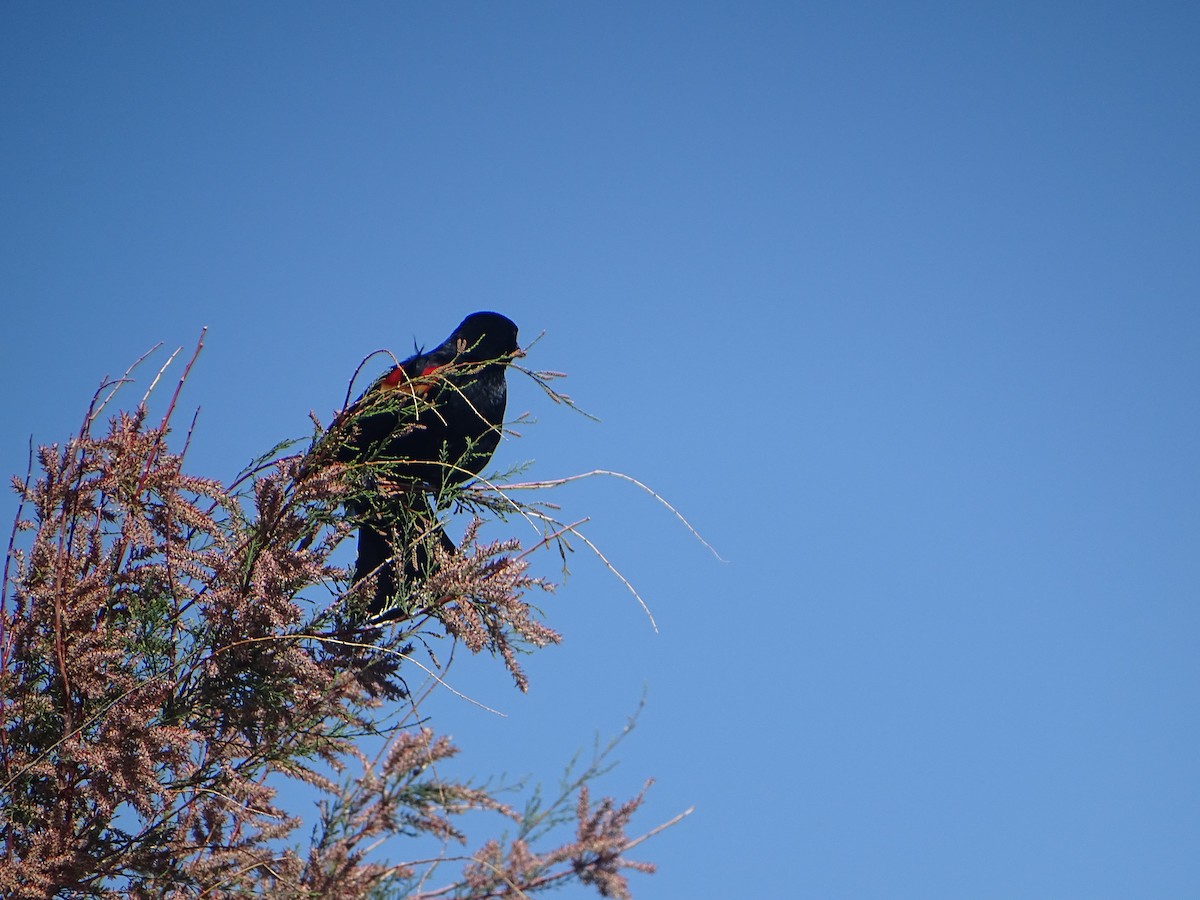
[332,311,520,617]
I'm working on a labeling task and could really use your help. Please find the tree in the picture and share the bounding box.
[0,334,681,898]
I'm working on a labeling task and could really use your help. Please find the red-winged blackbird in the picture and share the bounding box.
[334,311,520,616]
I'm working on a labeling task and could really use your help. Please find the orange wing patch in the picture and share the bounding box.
[381,364,440,397]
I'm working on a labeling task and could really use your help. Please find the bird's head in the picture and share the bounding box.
[452,311,521,363]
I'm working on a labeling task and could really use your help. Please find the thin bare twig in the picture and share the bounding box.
[499,468,725,561]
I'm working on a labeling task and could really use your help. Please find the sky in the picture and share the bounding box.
[2,3,1199,897]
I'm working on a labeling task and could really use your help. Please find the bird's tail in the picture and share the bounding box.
[352,496,455,619]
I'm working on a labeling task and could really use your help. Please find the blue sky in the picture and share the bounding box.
[3,3,1199,897]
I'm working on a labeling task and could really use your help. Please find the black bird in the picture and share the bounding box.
[334,311,520,616]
